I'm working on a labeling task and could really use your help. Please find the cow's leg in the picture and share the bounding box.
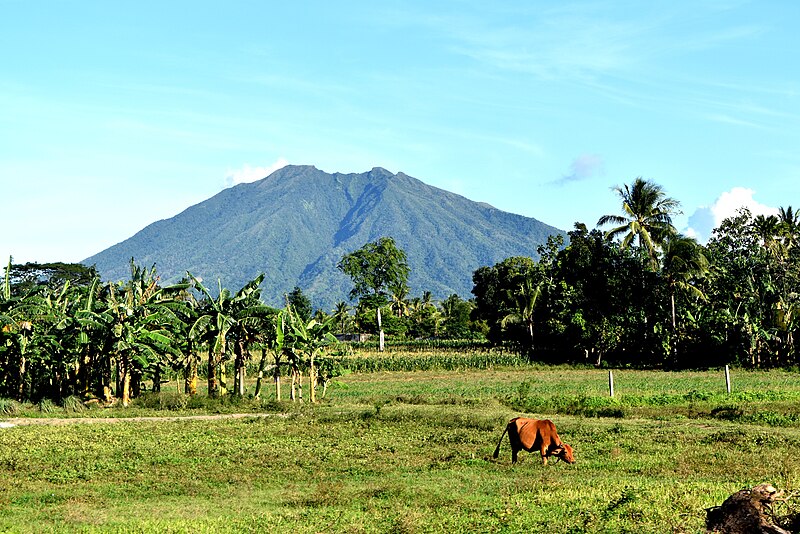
[509,423,522,464]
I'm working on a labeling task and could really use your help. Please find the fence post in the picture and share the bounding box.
[724,365,731,394]
[377,308,384,352]
[608,370,615,397]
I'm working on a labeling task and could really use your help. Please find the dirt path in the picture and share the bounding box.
[0,413,286,427]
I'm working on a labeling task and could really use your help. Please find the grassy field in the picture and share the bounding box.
[1,366,800,532]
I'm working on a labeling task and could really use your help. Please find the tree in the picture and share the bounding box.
[287,286,312,323]
[661,234,708,331]
[253,309,286,400]
[778,206,800,251]
[338,237,410,350]
[0,257,39,400]
[332,301,353,334]
[705,209,775,367]
[501,275,543,344]
[227,276,271,397]
[752,214,780,252]
[406,294,439,338]
[5,261,98,297]
[472,256,539,348]
[337,237,410,301]
[660,234,709,364]
[388,280,410,318]
[440,294,475,339]
[597,177,681,269]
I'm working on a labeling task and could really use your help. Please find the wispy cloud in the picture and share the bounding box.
[412,2,779,126]
[552,154,604,185]
[443,9,641,82]
[225,158,289,187]
[704,113,766,129]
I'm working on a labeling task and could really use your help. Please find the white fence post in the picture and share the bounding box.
[608,370,615,397]
[724,365,731,394]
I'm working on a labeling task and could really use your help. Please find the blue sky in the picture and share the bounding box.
[2,1,799,267]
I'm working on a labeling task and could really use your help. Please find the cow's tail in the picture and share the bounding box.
[493,422,510,459]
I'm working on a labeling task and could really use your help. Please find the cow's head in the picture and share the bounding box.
[552,443,575,464]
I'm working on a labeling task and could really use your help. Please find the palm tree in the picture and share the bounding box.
[0,273,39,400]
[778,206,800,250]
[752,214,781,256]
[332,301,351,334]
[501,275,542,344]
[421,291,435,310]
[285,307,337,403]
[389,281,410,318]
[73,278,117,401]
[597,177,681,268]
[660,234,709,332]
[28,281,81,400]
[160,278,200,396]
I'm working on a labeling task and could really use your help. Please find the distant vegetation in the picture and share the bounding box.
[474,179,800,371]
[2,177,800,406]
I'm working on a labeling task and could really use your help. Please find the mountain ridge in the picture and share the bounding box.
[83,165,565,310]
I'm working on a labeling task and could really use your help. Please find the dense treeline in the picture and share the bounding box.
[473,179,800,369]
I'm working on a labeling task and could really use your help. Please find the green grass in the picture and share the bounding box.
[1,365,800,532]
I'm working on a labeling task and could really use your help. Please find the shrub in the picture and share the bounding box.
[61,396,86,413]
[38,399,58,414]
[0,398,22,416]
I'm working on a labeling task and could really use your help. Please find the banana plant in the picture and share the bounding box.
[254,308,285,400]
[103,261,183,406]
[188,272,266,397]
[284,304,338,403]
[0,258,41,400]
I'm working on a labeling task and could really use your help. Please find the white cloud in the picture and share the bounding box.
[224,157,289,187]
[685,187,778,243]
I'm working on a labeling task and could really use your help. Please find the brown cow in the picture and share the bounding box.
[493,417,575,465]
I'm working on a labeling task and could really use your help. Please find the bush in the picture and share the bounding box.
[38,399,58,414]
[61,396,86,413]
[0,398,22,416]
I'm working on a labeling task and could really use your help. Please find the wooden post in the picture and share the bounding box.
[725,365,731,394]
[608,370,615,397]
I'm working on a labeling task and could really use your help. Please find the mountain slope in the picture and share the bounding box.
[83,165,565,310]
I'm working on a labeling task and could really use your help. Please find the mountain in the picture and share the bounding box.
[83,165,566,310]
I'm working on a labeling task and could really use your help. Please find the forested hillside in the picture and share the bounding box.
[83,165,564,310]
